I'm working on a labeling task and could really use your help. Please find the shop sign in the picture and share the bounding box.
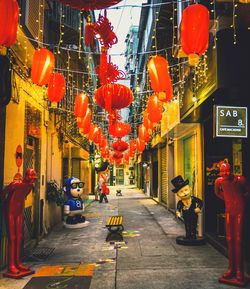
[214,105,247,138]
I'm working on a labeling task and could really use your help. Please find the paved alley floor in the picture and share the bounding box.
[0,186,248,289]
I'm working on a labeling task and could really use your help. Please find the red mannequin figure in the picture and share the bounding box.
[0,168,37,278]
[214,162,249,286]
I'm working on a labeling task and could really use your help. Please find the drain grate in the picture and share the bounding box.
[23,247,55,261]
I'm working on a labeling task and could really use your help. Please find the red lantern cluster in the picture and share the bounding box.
[181,4,209,66]
[0,0,19,47]
[57,0,122,10]
[31,48,55,86]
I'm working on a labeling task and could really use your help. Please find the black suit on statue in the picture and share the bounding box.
[177,196,203,239]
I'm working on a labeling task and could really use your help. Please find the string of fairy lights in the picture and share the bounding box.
[12,0,248,152]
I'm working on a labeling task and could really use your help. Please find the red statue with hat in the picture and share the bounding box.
[0,168,37,278]
[214,162,249,286]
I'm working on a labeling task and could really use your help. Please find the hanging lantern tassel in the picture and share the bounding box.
[100,47,108,85]
[84,17,95,46]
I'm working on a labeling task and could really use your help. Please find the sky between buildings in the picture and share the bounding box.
[96,0,146,70]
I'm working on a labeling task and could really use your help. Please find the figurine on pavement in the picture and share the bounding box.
[64,177,89,228]
[0,168,37,278]
[214,162,249,286]
[171,175,204,245]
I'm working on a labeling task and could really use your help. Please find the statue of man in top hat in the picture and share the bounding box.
[171,175,203,242]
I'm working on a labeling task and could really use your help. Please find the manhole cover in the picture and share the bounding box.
[24,247,55,261]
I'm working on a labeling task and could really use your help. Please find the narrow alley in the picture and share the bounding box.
[0,187,233,289]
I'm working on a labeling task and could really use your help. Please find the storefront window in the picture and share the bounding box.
[183,135,196,193]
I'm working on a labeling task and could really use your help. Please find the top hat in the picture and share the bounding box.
[95,161,110,173]
[171,175,189,193]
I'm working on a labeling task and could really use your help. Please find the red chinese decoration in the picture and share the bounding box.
[77,108,91,135]
[84,21,95,46]
[139,124,150,142]
[95,83,133,112]
[88,124,98,142]
[113,152,123,160]
[94,12,118,48]
[147,94,163,123]
[112,139,129,153]
[181,4,209,66]
[96,57,126,85]
[147,56,172,102]
[47,73,66,102]
[31,48,55,86]
[0,0,19,47]
[57,0,122,10]
[108,121,131,138]
[136,138,145,153]
[74,93,89,118]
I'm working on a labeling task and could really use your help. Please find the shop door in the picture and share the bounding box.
[23,136,40,245]
[151,161,158,198]
[160,146,167,204]
[116,166,124,185]
[168,143,175,210]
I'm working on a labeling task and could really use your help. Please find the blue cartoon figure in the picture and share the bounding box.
[63,177,89,228]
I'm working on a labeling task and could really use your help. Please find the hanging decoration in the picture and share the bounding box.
[108,121,131,138]
[138,124,150,142]
[180,4,209,66]
[47,72,66,102]
[147,56,173,102]
[112,139,129,153]
[94,11,118,48]
[136,138,145,153]
[57,0,122,10]
[74,93,89,118]
[97,47,108,85]
[77,108,91,135]
[84,16,95,46]
[95,83,133,112]
[96,55,126,85]
[0,0,19,47]
[147,94,163,123]
[31,48,55,86]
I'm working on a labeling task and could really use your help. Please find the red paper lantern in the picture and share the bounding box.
[0,0,19,47]
[78,108,91,135]
[95,83,133,112]
[88,124,98,142]
[147,94,163,123]
[47,73,66,102]
[74,93,89,118]
[112,139,129,153]
[113,152,123,160]
[93,127,102,144]
[139,124,150,142]
[108,121,131,138]
[147,56,172,102]
[57,0,122,10]
[31,48,55,86]
[181,4,209,66]
[136,138,145,153]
